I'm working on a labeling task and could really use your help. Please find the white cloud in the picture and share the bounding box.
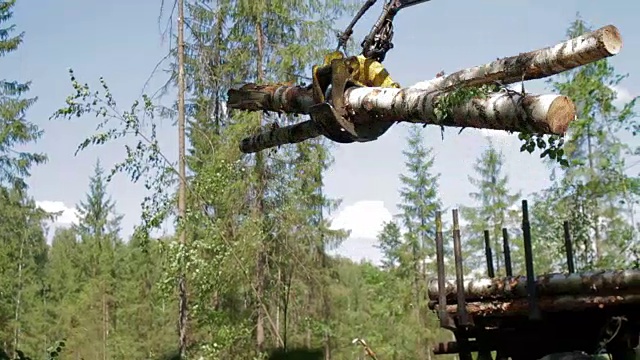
[329,200,393,264]
[609,85,635,107]
[334,237,384,265]
[36,200,79,225]
[329,200,393,239]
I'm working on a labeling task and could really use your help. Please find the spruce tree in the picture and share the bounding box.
[169,0,353,357]
[75,159,123,243]
[538,16,639,270]
[0,2,49,355]
[398,126,442,275]
[0,0,47,189]
[376,221,403,272]
[70,159,123,360]
[45,228,83,357]
[460,138,521,277]
[0,189,48,356]
[395,125,443,360]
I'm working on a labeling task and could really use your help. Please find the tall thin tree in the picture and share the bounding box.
[176,0,188,356]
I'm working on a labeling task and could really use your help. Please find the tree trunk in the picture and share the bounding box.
[102,291,107,360]
[12,227,26,356]
[585,123,602,262]
[254,19,267,355]
[176,0,189,356]
[255,250,267,352]
[427,269,640,301]
[275,267,280,345]
[320,245,331,360]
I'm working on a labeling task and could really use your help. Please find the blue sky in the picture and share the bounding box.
[7,0,640,264]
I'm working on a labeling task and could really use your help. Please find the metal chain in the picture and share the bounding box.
[368,19,394,62]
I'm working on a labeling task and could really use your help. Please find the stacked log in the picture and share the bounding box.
[426,269,640,316]
[427,270,640,302]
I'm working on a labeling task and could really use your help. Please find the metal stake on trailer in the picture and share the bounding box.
[429,199,640,360]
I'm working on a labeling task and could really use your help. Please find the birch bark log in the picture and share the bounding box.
[228,25,622,154]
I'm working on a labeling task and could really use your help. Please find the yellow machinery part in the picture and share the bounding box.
[350,54,400,88]
[311,51,400,105]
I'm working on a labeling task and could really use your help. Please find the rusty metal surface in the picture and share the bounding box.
[437,293,640,317]
[427,269,640,302]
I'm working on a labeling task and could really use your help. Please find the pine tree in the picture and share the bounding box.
[460,138,522,277]
[75,159,123,244]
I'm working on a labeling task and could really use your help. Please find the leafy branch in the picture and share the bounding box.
[50,68,177,243]
[50,70,288,352]
[433,84,499,123]
[433,84,569,167]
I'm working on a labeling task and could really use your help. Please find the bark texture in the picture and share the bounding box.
[345,87,575,134]
[427,269,640,302]
[228,84,315,114]
[411,25,622,92]
[227,24,623,153]
[239,120,322,154]
[236,87,576,153]
[176,0,189,355]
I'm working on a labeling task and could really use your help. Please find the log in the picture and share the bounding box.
[228,83,316,115]
[345,87,574,134]
[411,25,622,92]
[239,120,322,153]
[433,293,640,317]
[228,24,622,153]
[233,86,576,153]
[426,269,640,303]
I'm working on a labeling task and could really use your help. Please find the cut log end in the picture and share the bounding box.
[600,25,623,55]
[546,95,576,134]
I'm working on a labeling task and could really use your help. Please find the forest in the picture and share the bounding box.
[1,0,639,359]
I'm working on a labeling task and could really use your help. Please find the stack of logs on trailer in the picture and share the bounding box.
[428,200,640,360]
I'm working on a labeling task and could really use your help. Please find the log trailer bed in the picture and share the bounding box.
[428,201,640,360]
